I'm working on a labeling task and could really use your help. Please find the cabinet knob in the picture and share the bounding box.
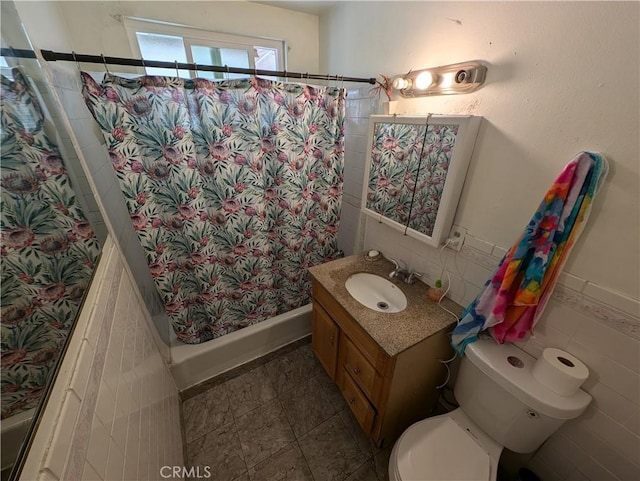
[349,398,355,405]
[354,367,361,375]
[330,335,335,345]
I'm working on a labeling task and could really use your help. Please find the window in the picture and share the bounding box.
[124,18,285,80]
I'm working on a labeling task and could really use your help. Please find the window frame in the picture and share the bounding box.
[123,17,286,78]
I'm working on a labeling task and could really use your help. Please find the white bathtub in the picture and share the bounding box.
[1,408,35,473]
[169,304,313,391]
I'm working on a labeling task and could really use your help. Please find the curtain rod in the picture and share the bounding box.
[1,48,37,59]
[0,48,377,85]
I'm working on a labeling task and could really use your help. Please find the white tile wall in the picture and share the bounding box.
[358,218,640,480]
[337,87,382,256]
[20,238,184,481]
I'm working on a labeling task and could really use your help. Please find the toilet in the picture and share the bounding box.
[389,339,592,481]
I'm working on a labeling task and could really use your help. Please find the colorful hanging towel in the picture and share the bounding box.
[451,151,608,355]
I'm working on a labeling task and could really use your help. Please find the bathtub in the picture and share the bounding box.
[1,408,35,474]
[169,303,313,391]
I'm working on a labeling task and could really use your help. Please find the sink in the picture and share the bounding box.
[345,273,407,313]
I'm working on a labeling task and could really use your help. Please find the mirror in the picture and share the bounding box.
[1,2,105,478]
[362,114,481,247]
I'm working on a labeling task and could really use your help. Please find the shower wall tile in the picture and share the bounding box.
[19,238,184,481]
[463,234,494,254]
[339,88,380,256]
[56,85,91,120]
[362,217,640,481]
[583,283,640,317]
[41,391,81,479]
[491,245,509,259]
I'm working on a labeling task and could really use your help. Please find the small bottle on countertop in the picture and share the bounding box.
[428,279,444,302]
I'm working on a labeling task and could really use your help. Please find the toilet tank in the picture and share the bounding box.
[454,339,591,453]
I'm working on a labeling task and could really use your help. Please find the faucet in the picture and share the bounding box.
[389,259,422,285]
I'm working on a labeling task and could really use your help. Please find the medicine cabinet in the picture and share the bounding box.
[362,114,481,247]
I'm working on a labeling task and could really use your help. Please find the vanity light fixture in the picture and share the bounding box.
[393,61,487,97]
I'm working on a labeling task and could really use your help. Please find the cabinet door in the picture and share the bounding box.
[312,303,339,380]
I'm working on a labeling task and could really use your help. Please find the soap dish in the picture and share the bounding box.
[364,250,382,262]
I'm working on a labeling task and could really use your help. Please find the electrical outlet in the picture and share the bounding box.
[446,225,467,251]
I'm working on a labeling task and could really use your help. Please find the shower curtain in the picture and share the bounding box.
[1,69,100,419]
[82,73,345,344]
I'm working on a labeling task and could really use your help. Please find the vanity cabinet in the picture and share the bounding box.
[311,278,453,448]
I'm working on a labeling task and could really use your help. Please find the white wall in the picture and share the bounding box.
[20,238,184,481]
[321,2,640,480]
[45,0,319,74]
[321,1,639,300]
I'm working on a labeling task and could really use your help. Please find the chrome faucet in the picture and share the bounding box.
[389,258,422,285]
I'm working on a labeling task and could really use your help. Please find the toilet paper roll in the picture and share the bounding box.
[532,348,589,397]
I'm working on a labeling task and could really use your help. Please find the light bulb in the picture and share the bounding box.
[440,72,455,89]
[415,71,434,90]
[392,77,411,90]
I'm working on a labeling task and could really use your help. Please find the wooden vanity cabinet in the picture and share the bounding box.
[311,279,453,448]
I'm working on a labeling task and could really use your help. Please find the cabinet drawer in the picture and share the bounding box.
[337,367,375,435]
[340,333,379,401]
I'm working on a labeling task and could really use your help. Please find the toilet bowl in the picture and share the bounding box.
[389,339,592,481]
[389,408,502,481]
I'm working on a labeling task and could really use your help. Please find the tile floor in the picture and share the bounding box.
[180,339,392,481]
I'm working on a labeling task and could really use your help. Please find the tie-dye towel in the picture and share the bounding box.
[451,151,608,355]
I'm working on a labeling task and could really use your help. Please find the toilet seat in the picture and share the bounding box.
[390,411,501,481]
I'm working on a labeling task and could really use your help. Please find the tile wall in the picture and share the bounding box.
[20,238,184,481]
[363,219,640,481]
[337,87,382,256]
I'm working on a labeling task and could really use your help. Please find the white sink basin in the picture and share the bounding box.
[345,273,407,313]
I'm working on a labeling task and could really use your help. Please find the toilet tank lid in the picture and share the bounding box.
[465,339,591,419]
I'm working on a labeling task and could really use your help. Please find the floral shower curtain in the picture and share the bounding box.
[82,73,345,344]
[1,69,100,419]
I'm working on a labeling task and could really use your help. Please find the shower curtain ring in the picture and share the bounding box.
[101,54,110,75]
[175,60,180,78]
[225,65,229,81]
[193,62,198,76]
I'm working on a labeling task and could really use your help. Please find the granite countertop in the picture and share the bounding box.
[308,255,463,357]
